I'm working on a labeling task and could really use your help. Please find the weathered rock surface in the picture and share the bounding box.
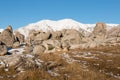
[13,42,20,48]
[34,31,51,41]
[25,31,51,46]
[15,54,43,72]
[0,25,15,48]
[51,31,62,40]
[0,43,7,56]
[0,54,43,72]
[33,45,45,54]
[14,31,24,43]
[24,46,33,54]
[0,54,21,68]
[92,22,107,40]
[0,22,119,57]
[61,29,84,45]
[42,40,62,52]
[107,26,120,38]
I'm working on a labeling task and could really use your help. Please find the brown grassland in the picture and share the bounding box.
[0,45,120,80]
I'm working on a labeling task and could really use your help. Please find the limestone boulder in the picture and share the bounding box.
[92,22,107,39]
[42,40,62,52]
[34,31,51,41]
[33,45,45,54]
[0,54,43,72]
[32,40,43,45]
[25,31,37,46]
[79,40,105,49]
[107,26,120,38]
[61,29,83,45]
[61,39,70,50]
[24,46,33,54]
[14,31,24,43]
[0,44,7,56]
[62,29,84,37]
[0,25,15,48]
[26,31,51,46]
[0,54,21,68]
[13,42,20,48]
[51,31,62,40]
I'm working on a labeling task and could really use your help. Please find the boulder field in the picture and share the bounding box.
[0,23,120,56]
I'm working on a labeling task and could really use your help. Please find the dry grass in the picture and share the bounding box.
[0,45,120,80]
[69,45,120,80]
[85,45,120,54]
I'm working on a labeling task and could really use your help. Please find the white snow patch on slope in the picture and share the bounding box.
[8,48,25,55]
[16,19,119,38]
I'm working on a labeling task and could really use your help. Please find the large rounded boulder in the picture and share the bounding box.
[61,29,84,45]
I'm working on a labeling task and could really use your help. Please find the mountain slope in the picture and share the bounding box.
[16,19,119,38]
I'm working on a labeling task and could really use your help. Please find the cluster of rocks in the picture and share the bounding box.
[24,29,84,54]
[24,22,120,54]
[80,23,120,49]
[0,23,120,56]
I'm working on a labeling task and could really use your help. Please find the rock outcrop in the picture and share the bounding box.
[42,40,62,52]
[33,45,45,54]
[92,22,107,40]
[34,31,51,41]
[14,31,24,43]
[107,26,120,38]
[78,23,108,49]
[0,42,7,56]
[25,30,51,46]
[51,31,62,40]
[0,22,119,56]
[61,29,84,47]
[0,25,15,48]
[0,54,43,72]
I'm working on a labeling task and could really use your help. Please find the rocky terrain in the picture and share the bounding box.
[0,20,120,80]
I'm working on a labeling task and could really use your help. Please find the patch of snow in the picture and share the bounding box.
[73,52,98,59]
[24,54,34,58]
[60,53,76,63]
[8,48,25,54]
[99,69,120,79]
[107,60,112,62]
[0,62,4,65]
[48,70,60,76]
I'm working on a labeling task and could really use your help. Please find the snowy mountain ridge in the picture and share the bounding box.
[3,19,118,38]
[17,19,119,38]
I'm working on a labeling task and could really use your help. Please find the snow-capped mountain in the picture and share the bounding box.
[16,19,119,38]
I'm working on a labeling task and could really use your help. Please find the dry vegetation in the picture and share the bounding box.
[0,46,120,80]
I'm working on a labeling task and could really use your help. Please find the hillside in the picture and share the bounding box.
[0,19,120,80]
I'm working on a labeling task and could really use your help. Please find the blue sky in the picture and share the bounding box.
[0,0,120,29]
